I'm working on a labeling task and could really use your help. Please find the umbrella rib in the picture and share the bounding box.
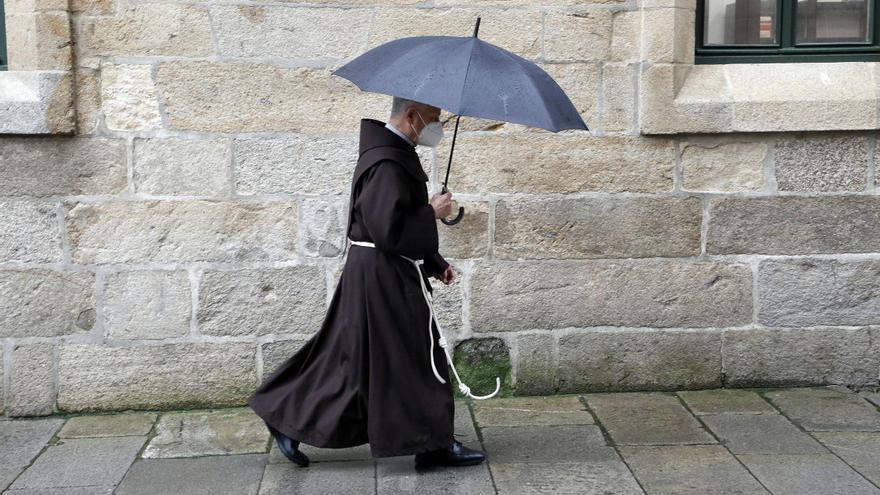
[455,39,480,113]
[491,47,557,129]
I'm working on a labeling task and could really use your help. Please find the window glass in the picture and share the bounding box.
[796,0,871,43]
[704,0,779,45]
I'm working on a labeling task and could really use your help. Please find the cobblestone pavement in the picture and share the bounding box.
[2,386,880,494]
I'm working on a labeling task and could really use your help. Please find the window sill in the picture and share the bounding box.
[0,70,75,134]
[639,61,878,134]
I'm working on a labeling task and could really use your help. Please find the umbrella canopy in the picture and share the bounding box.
[332,28,588,132]
[333,17,588,227]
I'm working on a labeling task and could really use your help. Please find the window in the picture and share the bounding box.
[0,1,6,70]
[696,0,880,63]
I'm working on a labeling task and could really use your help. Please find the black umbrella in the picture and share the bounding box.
[333,17,588,225]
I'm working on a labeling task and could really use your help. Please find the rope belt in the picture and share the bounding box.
[348,238,501,400]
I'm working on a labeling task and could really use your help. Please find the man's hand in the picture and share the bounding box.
[429,191,453,219]
[433,265,456,285]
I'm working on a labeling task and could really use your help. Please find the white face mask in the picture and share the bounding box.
[414,111,444,147]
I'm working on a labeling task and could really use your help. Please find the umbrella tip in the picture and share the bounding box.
[473,17,481,38]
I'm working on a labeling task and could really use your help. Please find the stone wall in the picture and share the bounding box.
[1,0,879,417]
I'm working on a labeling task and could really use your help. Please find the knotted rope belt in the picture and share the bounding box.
[348,238,501,400]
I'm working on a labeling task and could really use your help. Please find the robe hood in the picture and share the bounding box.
[356,118,428,183]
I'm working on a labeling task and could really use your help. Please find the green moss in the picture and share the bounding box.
[451,337,514,400]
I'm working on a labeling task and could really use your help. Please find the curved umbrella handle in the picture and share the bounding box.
[441,206,465,226]
[440,184,464,226]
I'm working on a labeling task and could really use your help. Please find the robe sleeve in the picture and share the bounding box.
[422,252,450,277]
[355,160,439,255]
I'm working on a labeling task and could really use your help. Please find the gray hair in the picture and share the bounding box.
[390,96,420,117]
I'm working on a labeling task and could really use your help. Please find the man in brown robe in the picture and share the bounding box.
[247,97,487,468]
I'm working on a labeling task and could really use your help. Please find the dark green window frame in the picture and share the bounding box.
[696,0,880,63]
[0,1,6,70]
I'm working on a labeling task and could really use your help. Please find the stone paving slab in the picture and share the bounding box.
[737,453,880,495]
[8,436,145,491]
[143,408,268,458]
[764,387,880,431]
[377,456,495,494]
[472,396,594,427]
[3,486,115,494]
[700,413,828,454]
[0,418,65,491]
[259,460,376,495]
[57,412,157,438]
[813,432,880,486]
[677,389,776,415]
[585,392,715,445]
[116,453,266,495]
[619,445,769,495]
[491,461,644,495]
[269,441,373,464]
[480,425,618,464]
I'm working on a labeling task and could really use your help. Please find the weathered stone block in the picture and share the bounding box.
[557,329,721,392]
[80,5,213,58]
[639,64,734,134]
[101,64,161,131]
[494,196,702,259]
[680,141,766,192]
[471,260,752,331]
[602,63,636,132]
[642,7,694,64]
[0,138,125,196]
[758,259,880,326]
[5,12,71,71]
[57,343,256,411]
[66,200,297,264]
[212,6,372,60]
[300,198,348,258]
[437,200,489,259]
[104,270,191,340]
[7,343,54,417]
[371,8,542,59]
[708,196,880,254]
[0,71,76,134]
[157,62,385,133]
[431,276,465,341]
[198,266,326,337]
[544,9,612,62]
[610,11,640,62]
[435,134,674,193]
[452,337,513,399]
[0,269,95,338]
[515,333,556,395]
[133,139,231,196]
[775,134,869,192]
[0,200,63,263]
[234,136,357,196]
[75,69,101,134]
[724,327,880,388]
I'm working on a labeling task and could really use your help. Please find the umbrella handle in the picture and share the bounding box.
[439,184,464,225]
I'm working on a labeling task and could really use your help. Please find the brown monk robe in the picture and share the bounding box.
[247,117,457,458]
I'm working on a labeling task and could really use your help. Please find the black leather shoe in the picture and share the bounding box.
[265,421,309,467]
[414,439,486,467]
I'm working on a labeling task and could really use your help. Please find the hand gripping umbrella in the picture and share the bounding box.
[333,17,588,227]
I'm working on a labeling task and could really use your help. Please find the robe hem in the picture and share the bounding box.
[248,396,454,459]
